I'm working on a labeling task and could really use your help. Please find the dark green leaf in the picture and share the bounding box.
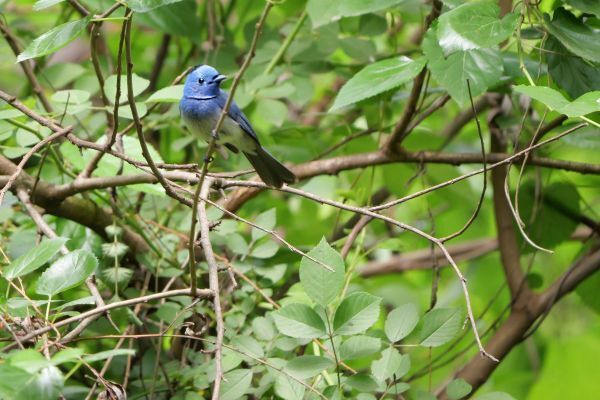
[331,56,426,110]
[4,238,67,279]
[345,374,379,391]
[544,8,600,63]
[36,250,98,296]
[333,292,381,335]
[299,237,345,306]
[136,0,201,41]
[565,0,600,17]
[419,308,463,347]
[17,17,91,62]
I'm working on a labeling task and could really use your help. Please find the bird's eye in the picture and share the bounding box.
[198,78,205,84]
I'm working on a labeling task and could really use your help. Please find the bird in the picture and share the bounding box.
[179,65,296,188]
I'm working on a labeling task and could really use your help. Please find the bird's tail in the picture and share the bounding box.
[243,147,296,188]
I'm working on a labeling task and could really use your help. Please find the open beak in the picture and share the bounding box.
[214,74,227,83]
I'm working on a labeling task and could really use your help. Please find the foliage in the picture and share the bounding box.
[0,0,599,399]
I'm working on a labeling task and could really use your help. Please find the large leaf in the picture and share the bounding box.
[307,0,411,28]
[219,369,253,400]
[513,85,600,117]
[544,37,600,98]
[17,16,91,62]
[36,250,98,296]
[136,0,201,41]
[371,347,405,382]
[299,237,345,306]
[4,238,67,279]
[285,355,334,379]
[339,0,412,17]
[331,56,426,110]
[272,303,327,339]
[0,365,31,399]
[419,308,463,347]
[146,85,184,103]
[447,379,473,400]
[544,8,600,63]
[385,303,419,342]
[333,292,381,335]
[17,366,63,400]
[127,0,185,13]
[565,0,600,17]
[340,335,381,360]
[437,2,519,56]
[423,24,503,105]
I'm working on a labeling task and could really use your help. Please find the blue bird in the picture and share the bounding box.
[179,65,296,188]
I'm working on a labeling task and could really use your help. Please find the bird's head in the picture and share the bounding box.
[183,65,227,99]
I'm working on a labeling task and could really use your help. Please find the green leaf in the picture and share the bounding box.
[252,208,277,241]
[423,24,503,105]
[544,8,600,63]
[475,392,517,400]
[544,36,600,98]
[306,0,341,28]
[447,379,472,400]
[333,292,381,335]
[16,366,63,400]
[272,303,327,338]
[384,303,419,342]
[101,267,133,287]
[146,85,184,103]
[437,2,519,56]
[577,270,600,314]
[275,371,305,400]
[36,250,98,296]
[136,0,201,40]
[104,74,150,104]
[33,0,66,11]
[17,16,92,62]
[51,90,90,104]
[419,308,463,347]
[331,56,426,110]
[252,316,276,341]
[7,349,49,373]
[250,240,279,259]
[127,0,185,13]
[340,335,381,360]
[4,238,67,279]
[51,348,84,365]
[339,0,411,17]
[307,0,411,27]
[513,85,600,117]
[83,349,136,363]
[231,336,264,359]
[371,347,403,382]
[299,237,345,306]
[219,369,252,400]
[0,365,31,399]
[565,0,600,17]
[285,355,334,379]
[345,374,380,392]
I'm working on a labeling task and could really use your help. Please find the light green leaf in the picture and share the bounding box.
[33,0,66,10]
[299,238,345,306]
[250,240,279,259]
[0,365,31,399]
[339,0,411,17]
[101,267,133,287]
[231,336,264,359]
[127,0,185,13]
[104,74,150,105]
[4,238,67,279]
[272,303,327,339]
[513,85,600,117]
[83,349,136,363]
[447,379,472,400]
[545,8,600,63]
[307,0,411,27]
[340,335,381,360]
[423,23,503,105]
[51,348,84,366]
[252,316,276,341]
[16,366,63,400]
[219,369,252,400]
[345,374,380,392]
[331,56,426,110]
[7,350,49,374]
[285,355,334,379]
[333,292,381,335]
[17,17,92,62]
[437,2,519,56]
[252,208,277,241]
[306,0,341,28]
[419,308,463,347]
[36,250,98,296]
[384,303,419,342]
[475,392,517,400]
[146,85,184,103]
[51,90,90,104]
[275,372,305,400]
[371,347,404,382]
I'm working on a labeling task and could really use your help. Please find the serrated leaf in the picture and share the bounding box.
[385,303,419,342]
[36,250,98,296]
[17,17,91,62]
[419,308,463,347]
[437,2,519,56]
[101,242,129,259]
[299,238,345,306]
[423,23,503,105]
[272,303,327,339]
[4,238,67,279]
[101,267,133,287]
[285,355,334,379]
[333,292,381,335]
[447,378,472,400]
[340,335,381,360]
[146,84,184,103]
[219,369,252,400]
[331,56,426,110]
[545,8,600,63]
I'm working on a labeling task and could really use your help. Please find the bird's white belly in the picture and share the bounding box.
[183,114,257,153]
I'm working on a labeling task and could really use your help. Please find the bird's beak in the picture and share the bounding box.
[214,74,227,83]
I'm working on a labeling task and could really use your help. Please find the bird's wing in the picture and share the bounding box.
[216,90,260,143]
